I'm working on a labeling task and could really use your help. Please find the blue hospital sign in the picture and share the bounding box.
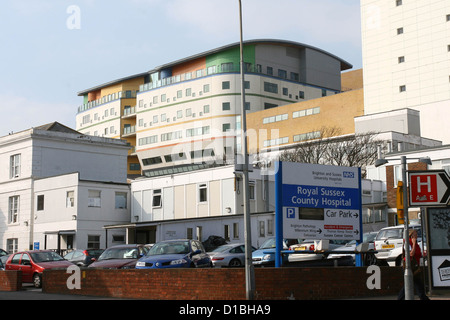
[276,162,362,241]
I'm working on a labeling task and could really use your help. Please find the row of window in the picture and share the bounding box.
[7,191,128,224]
[263,130,322,148]
[138,125,212,147]
[264,81,325,98]
[142,148,216,166]
[262,106,321,125]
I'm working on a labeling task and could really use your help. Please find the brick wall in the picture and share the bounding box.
[0,271,22,291]
[42,266,403,300]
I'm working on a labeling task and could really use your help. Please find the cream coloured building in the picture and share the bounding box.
[361,0,450,143]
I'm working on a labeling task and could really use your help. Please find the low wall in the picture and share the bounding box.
[42,266,403,300]
[0,271,22,291]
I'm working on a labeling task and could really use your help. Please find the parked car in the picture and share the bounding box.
[374,223,423,266]
[289,239,350,263]
[252,238,301,267]
[327,232,378,265]
[64,249,104,267]
[0,255,10,271]
[88,244,148,269]
[0,249,7,257]
[5,250,74,288]
[208,243,256,268]
[136,239,212,269]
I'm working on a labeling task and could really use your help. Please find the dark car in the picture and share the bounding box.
[88,244,148,269]
[136,239,212,269]
[5,250,74,288]
[64,249,104,267]
[0,254,10,270]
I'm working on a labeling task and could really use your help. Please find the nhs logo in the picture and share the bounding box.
[284,207,297,219]
[343,171,355,178]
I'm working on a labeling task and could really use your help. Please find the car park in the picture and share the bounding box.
[88,244,148,269]
[136,239,212,268]
[5,250,74,288]
[64,249,104,267]
[208,243,256,267]
[374,223,423,266]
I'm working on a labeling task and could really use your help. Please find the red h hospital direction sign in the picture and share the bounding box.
[408,171,450,206]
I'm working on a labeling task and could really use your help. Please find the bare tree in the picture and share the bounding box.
[280,126,385,177]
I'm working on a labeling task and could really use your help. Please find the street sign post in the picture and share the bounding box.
[275,161,363,267]
[408,170,450,207]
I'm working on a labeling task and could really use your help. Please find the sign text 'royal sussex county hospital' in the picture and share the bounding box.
[275,162,363,241]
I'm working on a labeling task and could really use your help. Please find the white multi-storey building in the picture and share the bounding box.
[361,0,450,143]
[0,122,131,253]
[76,39,353,177]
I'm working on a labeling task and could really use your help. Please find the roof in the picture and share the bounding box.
[78,39,353,96]
[34,122,81,134]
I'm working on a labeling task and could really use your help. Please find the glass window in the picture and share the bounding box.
[88,190,101,207]
[222,81,230,90]
[37,195,44,211]
[87,235,101,249]
[199,184,207,202]
[264,82,278,94]
[21,254,30,265]
[8,196,19,224]
[152,189,162,207]
[66,191,74,208]
[10,154,20,179]
[115,192,127,209]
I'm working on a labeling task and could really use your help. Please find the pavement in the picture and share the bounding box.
[1,284,449,300]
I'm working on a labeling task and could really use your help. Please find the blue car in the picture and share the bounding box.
[252,238,300,267]
[136,239,212,269]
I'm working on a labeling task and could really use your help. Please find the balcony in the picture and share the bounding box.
[122,106,136,118]
[138,64,259,93]
[78,90,138,114]
[122,125,136,137]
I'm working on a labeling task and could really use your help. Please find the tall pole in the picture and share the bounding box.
[402,156,414,300]
[238,0,255,300]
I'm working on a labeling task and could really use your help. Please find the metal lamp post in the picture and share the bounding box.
[375,155,432,300]
[238,0,255,300]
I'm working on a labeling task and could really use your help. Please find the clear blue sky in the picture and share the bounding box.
[0,0,362,137]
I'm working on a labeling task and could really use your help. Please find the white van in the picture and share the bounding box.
[374,223,424,267]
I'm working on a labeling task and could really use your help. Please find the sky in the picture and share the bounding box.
[0,0,362,137]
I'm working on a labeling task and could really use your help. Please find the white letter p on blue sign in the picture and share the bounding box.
[285,207,296,219]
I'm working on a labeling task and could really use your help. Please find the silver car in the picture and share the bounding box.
[208,243,256,268]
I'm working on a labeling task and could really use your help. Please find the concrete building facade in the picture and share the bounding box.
[76,40,352,178]
[0,123,131,253]
[361,0,450,143]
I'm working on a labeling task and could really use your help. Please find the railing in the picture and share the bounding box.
[77,90,138,114]
[123,106,136,117]
[123,125,136,136]
[138,64,263,93]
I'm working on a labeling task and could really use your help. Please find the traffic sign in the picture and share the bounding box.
[408,170,450,206]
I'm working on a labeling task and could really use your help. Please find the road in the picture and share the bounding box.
[0,284,119,300]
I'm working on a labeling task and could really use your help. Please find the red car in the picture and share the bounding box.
[5,250,74,288]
